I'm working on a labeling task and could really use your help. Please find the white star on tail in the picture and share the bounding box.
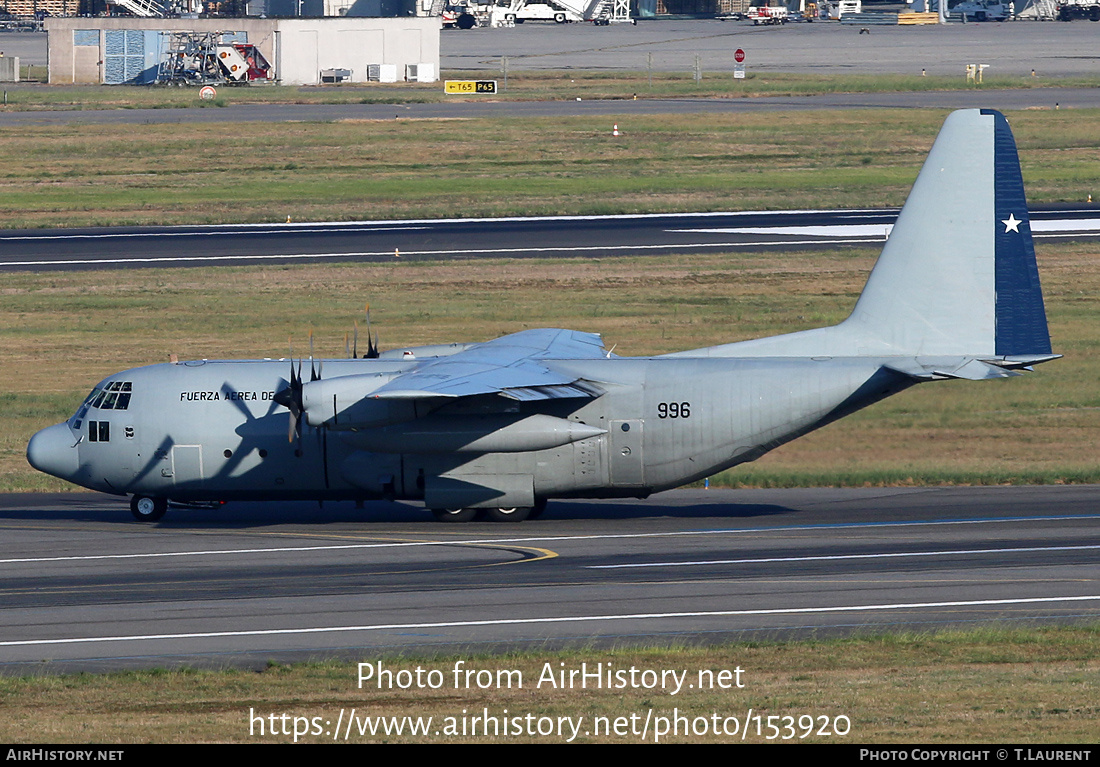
[1003,213,1021,233]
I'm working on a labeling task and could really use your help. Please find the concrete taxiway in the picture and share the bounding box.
[1,485,1097,673]
[1,205,1097,271]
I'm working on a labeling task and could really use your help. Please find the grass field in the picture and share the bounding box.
[2,627,1097,742]
[0,108,1096,229]
[8,70,1100,109]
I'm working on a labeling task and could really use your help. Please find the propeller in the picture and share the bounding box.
[348,305,380,359]
[309,329,321,382]
[275,305,382,446]
[363,304,379,359]
[274,335,307,445]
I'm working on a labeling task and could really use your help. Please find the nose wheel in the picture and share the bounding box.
[130,495,168,522]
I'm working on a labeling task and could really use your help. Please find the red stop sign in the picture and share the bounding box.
[735,48,745,63]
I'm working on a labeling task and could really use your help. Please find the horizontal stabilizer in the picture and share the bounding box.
[884,357,1025,381]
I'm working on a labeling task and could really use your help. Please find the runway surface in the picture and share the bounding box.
[1,485,1098,673]
[2,205,1097,271]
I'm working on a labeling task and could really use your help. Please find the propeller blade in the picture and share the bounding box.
[274,337,307,445]
[309,329,319,382]
[365,304,380,359]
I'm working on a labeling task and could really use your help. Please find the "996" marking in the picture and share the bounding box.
[657,402,691,419]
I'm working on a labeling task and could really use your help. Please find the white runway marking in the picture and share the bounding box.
[668,224,895,238]
[669,218,1100,239]
[3,596,1097,648]
[1031,217,1100,233]
[0,226,429,242]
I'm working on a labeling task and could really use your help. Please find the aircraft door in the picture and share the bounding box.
[608,419,644,487]
[171,444,204,489]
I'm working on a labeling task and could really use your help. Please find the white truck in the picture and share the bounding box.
[510,2,582,21]
[442,0,624,25]
[1056,0,1100,19]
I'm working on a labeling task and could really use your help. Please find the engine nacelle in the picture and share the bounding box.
[301,372,416,428]
[345,414,606,453]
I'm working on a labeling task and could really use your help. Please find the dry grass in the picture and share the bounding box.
[0,109,1096,229]
[8,70,1099,106]
[2,627,1097,742]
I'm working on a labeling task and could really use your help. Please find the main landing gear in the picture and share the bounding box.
[431,499,547,523]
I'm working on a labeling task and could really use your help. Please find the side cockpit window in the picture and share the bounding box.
[71,381,132,430]
[71,387,99,429]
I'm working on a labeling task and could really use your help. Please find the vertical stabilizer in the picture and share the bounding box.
[844,109,1051,358]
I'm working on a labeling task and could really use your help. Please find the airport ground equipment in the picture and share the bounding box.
[747,4,788,22]
[104,0,201,16]
[951,0,1011,19]
[442,0,629,26]
[1055,0,1100,19]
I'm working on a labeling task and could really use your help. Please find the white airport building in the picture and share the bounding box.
[45,16,440,86]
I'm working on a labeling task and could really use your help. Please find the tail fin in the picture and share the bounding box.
[844,108,1051,358]
[678,109,1053,361]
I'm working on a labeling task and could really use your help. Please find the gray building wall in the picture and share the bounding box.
[45,17,440,85]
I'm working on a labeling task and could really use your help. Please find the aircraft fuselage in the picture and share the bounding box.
[28,354,908,510]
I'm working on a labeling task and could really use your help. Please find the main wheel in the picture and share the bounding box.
[485,506,531,523]
[431,507,476,523]
[130,495,167,522]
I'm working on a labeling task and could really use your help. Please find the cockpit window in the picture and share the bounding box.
[70,381,133,428]
[92,382,131,410]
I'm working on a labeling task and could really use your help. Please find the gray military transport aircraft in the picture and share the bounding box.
[27,109,1056,523]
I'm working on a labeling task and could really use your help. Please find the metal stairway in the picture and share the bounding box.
[107,0,171,16]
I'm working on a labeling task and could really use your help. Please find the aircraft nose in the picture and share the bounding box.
[27,423,80,480]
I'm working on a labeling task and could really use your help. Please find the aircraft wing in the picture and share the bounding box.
[370,328,608,401]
